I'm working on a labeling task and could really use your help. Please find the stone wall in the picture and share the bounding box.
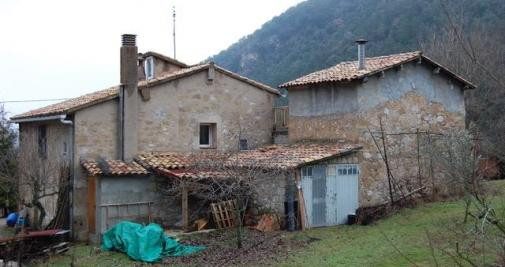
[18,121,71,227]
[288,61,466,206]
[254,173,288,215]
[137,70,275,153]
[73,100,119,240]
[69,69,275,240]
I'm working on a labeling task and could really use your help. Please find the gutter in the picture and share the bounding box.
[10,114,73,124]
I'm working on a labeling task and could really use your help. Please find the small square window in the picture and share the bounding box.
[199,123,216,148]
[239,139,248,150]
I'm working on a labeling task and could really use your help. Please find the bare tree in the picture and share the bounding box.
[0,105,18,215]
[157,152,284,249]
[422,1,505,161]
[16,147,70,230]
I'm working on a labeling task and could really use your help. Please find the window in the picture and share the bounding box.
[337,165,359,175]
[199,123,216,148]
[144,56,154,80]
[63,141,68,156]
[302,166,312,177]
[239,139,248,151]
[38,125,47,158]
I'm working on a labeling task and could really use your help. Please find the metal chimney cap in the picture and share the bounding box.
[355,39,368,44]
[121,34,137,46]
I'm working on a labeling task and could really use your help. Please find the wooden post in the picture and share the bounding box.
[182,185,189,231]
[295,169,307,230]
[87,176,96,237]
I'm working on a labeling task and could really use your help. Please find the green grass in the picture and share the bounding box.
[281,202,464,266]
[33,180,505,266]
[280,180,505,266]
[30,245,137,267]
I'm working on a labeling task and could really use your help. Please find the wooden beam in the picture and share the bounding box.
[87,176,97,238]
[433,67,441,74]
[295,169,307,230]
[182,186,189,232]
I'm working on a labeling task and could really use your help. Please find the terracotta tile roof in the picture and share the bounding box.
[231,142,362,169]
[81,143,361,176]
[11,86,119,120]
[156,168,227,179]
[139,63,280,95]
[81,159,149,176]
[136,152,191,170]
[12,62,279,121]
[279,51,475,89]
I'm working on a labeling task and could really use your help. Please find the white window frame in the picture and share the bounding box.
[199,123,215,148]
[144,56,155,80]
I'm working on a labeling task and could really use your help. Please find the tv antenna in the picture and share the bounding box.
[172,6,176,59]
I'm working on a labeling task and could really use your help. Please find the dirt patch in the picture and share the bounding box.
[163,228,308,266]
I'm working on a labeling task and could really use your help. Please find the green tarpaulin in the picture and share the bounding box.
[101,221,205,262]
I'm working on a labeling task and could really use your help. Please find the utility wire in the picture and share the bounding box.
[0,98,70,103]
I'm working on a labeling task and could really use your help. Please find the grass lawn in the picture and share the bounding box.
[33,180,505,266]
[280,179,505,266]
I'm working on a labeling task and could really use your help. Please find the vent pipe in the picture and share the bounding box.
[356,39,368,70]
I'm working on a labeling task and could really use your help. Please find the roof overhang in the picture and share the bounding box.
[279,52,476,90]
[10,114,70,124]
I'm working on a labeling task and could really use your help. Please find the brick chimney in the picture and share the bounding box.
[356,39,368,70]
[119,34,138,161]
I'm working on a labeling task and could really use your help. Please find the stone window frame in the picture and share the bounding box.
[199,123,217,149]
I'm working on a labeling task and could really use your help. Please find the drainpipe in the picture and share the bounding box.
[58,115,75,238]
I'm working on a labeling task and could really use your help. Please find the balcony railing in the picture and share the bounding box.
[274,106,288,131]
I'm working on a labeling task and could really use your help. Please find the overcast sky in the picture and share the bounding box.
[0,0,304,118]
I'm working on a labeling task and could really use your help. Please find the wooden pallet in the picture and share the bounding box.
[210,200,237,229]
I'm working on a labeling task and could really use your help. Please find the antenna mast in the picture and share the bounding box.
[172,6,176,59]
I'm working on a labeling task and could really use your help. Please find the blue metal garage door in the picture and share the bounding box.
[301,164,359,227]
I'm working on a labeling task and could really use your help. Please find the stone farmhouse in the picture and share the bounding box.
[279,40,475,208]
[11,36,474,241]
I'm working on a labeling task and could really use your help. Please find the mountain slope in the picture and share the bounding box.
[209,0,505,88]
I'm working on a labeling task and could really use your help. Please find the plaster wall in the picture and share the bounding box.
[96,176,158,237]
